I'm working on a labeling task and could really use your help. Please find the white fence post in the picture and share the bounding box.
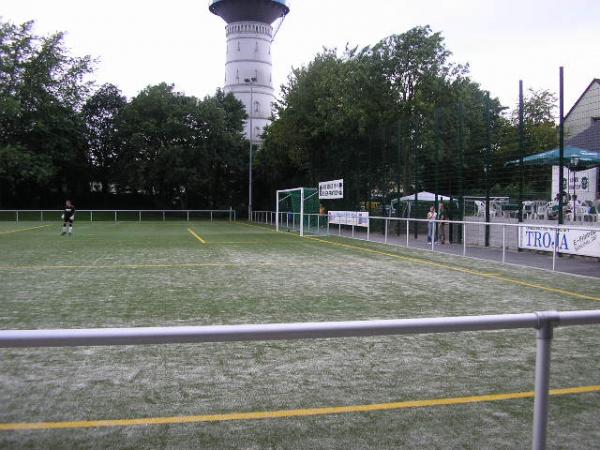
[463,222,467,257]
[502,224,506,264]
[384,218,388,244]
[552,226,558,272]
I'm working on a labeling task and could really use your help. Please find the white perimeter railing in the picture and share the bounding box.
[0,209,237,222]
[1,310,600,449]
[253,211,600,273]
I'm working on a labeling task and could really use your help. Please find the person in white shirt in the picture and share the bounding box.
[427,206,437,243]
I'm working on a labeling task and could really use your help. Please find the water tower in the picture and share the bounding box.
[209,0,290,145]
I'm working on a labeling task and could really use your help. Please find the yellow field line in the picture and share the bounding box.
[1,385,598,432]
[0,225,50,235]
[0,261,348,271]
[187,228,207,244]
[206,242,268,245]
[0,262,281,271]
[304,236,600,302]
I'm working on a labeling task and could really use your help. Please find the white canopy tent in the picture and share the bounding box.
[389,192,455,217]
[396,191,452,202]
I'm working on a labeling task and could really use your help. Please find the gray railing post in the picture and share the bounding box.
[114,211,117,222]
[187,211,190,222]
[16,211,19,222]
[532,311,559,450]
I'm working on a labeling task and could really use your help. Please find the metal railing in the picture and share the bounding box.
[0,209,237,222]
[1,309,599,449]
[254,212,600,273]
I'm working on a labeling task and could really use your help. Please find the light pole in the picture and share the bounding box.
[244,77,257,220]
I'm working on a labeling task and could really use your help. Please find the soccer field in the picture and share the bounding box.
[1,220,599,449]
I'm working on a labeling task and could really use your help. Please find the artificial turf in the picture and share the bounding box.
[0,220,599,449]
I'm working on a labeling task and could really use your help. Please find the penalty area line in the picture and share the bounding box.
[0,385,599,431]
[0,225,50,236]
[187,228,207,244]
[303,236,600,303]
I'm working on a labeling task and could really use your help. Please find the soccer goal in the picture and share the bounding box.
[276,187,320,236]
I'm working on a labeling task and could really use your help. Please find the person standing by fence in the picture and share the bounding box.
[427,205,437,243]
[438,202,448,244]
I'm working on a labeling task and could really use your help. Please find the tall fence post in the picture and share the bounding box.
[532,312,558,450]
[16,211,19,223]
[406,220,409,248]
[114,211,117,223]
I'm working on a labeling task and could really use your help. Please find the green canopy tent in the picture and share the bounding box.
[506,146,600,168]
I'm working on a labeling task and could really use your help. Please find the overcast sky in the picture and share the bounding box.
[2,0,599,111]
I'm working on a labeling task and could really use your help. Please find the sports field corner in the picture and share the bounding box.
[1,220,599,448]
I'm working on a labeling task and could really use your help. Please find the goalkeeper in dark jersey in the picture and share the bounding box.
[61,200,75,236]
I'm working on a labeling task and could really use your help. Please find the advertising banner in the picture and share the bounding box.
[518,225,600,258]
[551,166,598,203]
[319,179,344,199]
[328,211,369,227]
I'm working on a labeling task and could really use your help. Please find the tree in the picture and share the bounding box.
[0,19,93,206]
[82,83,127,194]
[117,83,247,208]
[258,26,491,212]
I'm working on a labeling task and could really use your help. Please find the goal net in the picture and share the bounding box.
[276,187,320,236]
